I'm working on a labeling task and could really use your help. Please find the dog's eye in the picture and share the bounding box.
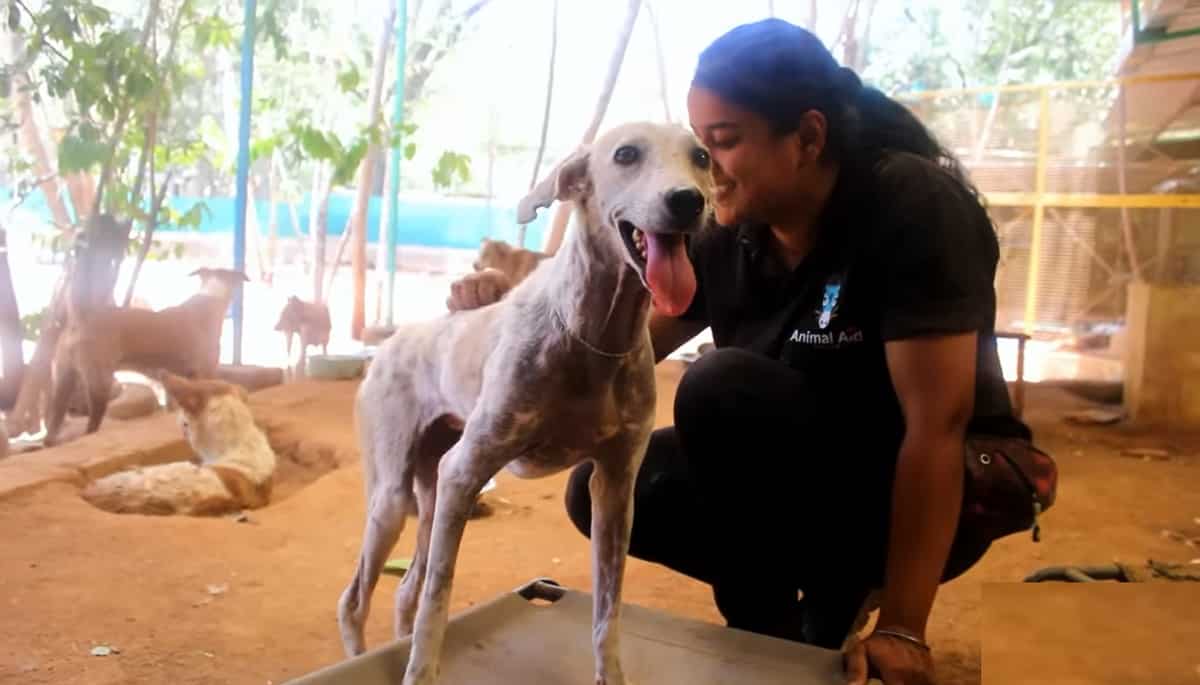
[691,147,711,169]
[613,145,640,166]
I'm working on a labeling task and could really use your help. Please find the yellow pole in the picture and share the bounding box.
[1023,87,1051,336]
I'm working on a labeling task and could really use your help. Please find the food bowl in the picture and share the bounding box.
[306,353,369,380]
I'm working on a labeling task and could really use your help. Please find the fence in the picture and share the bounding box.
[895,71,1200,338]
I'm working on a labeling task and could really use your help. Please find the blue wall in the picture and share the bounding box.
[0,186,550,251]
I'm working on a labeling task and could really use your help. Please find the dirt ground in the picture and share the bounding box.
[2,362,1199,685]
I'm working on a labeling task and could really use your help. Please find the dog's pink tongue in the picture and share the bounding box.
[644,233,696,317]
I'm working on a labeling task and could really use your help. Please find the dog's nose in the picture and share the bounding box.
[665,187,705,225]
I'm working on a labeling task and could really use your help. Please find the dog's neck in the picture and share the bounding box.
[546,200,650,356]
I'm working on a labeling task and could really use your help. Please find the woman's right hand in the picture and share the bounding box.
[446,268,512,312]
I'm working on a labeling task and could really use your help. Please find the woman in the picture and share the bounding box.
[450,18,1030,685]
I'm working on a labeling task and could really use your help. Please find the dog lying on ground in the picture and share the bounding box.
[337,122,713,685]
[45,268,247,446]
[81,372,276,516]
[274,296,331,378]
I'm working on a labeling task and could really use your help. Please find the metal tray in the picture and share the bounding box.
[288,578,846,684]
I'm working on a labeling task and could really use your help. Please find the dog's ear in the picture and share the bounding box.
[161,373,206,415]
[232,385,250,404]
[517,147,591,225]
[189,267,210,279]
[287,295,300,305]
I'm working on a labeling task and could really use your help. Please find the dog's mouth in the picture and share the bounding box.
[617,220,697,317]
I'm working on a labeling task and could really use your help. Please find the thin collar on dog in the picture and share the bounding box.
[551,307,632,359]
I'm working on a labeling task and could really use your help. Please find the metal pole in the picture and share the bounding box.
[232,0,257,365]
[1022,87,1050,336]
[384,0,407,326]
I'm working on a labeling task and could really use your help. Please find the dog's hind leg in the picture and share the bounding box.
[394,452,438,639]
[587,435,649,685]
[337,397,421,657]
[394,418,459,639]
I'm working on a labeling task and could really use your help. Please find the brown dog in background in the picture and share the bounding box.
[274,296,330,378]
[45,267,247,446]
[474,238,547,284]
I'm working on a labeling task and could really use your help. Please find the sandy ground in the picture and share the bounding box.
[2,363,1199,685]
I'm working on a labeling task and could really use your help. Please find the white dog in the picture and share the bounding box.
[337,122,714,685]
[81,373,276,516]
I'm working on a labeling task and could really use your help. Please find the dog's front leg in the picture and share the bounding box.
[588,434,647,685]
[402,436,499,685]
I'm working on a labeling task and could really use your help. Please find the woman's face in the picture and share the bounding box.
[686,85,822,227]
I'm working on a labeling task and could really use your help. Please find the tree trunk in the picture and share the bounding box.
[4,293,62,438]
[0,227,23,410]
[310,164,332,303]
[542,0,642,256]
[123,169,175,307]
[267,168,280,278]
[350,2,399,341]
[519,0,559,248]
[849,0,879,72]
[645,1,672,122]
[7,214,131,437]
[272,153,312,273]
[5,30,73,229]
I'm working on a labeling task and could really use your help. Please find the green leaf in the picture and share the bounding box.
[57,130,109,174]
[177,202,208,229]
[336,63,361,94]
[403,142,416,160]
[332,138,368,186]
[431,151,471,190]
[20,308,48,342]
[125,69,155,100]
[298,126,338,161]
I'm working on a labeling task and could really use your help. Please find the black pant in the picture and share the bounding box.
[564,348,989,649]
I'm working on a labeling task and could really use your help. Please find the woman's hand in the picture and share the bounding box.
[843,629,936,685]
[445,268,512,312]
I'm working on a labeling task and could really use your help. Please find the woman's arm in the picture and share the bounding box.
[875,332,976,639]
[648,308,708,364]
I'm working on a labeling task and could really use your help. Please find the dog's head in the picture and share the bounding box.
[517,122,714,317]
[473,238,511,273]
[473,238,546,285]
[190,267,250,299]
[159,371,249,445]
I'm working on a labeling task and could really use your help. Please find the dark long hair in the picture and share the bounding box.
[692,18,977,196]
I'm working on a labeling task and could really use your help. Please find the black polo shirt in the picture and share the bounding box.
[680,150,1029,447]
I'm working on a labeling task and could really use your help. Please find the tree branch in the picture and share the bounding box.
[90,0,161,217]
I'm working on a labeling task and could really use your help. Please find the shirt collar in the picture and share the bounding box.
[733,166,861,266]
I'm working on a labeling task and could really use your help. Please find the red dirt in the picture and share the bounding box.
[2,363,1199,685]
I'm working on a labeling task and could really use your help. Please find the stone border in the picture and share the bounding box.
[0,379,340,503]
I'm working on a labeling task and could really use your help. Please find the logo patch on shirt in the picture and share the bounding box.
[817,279,841,330]
[788,326,865,347]
[786,274,863,349]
